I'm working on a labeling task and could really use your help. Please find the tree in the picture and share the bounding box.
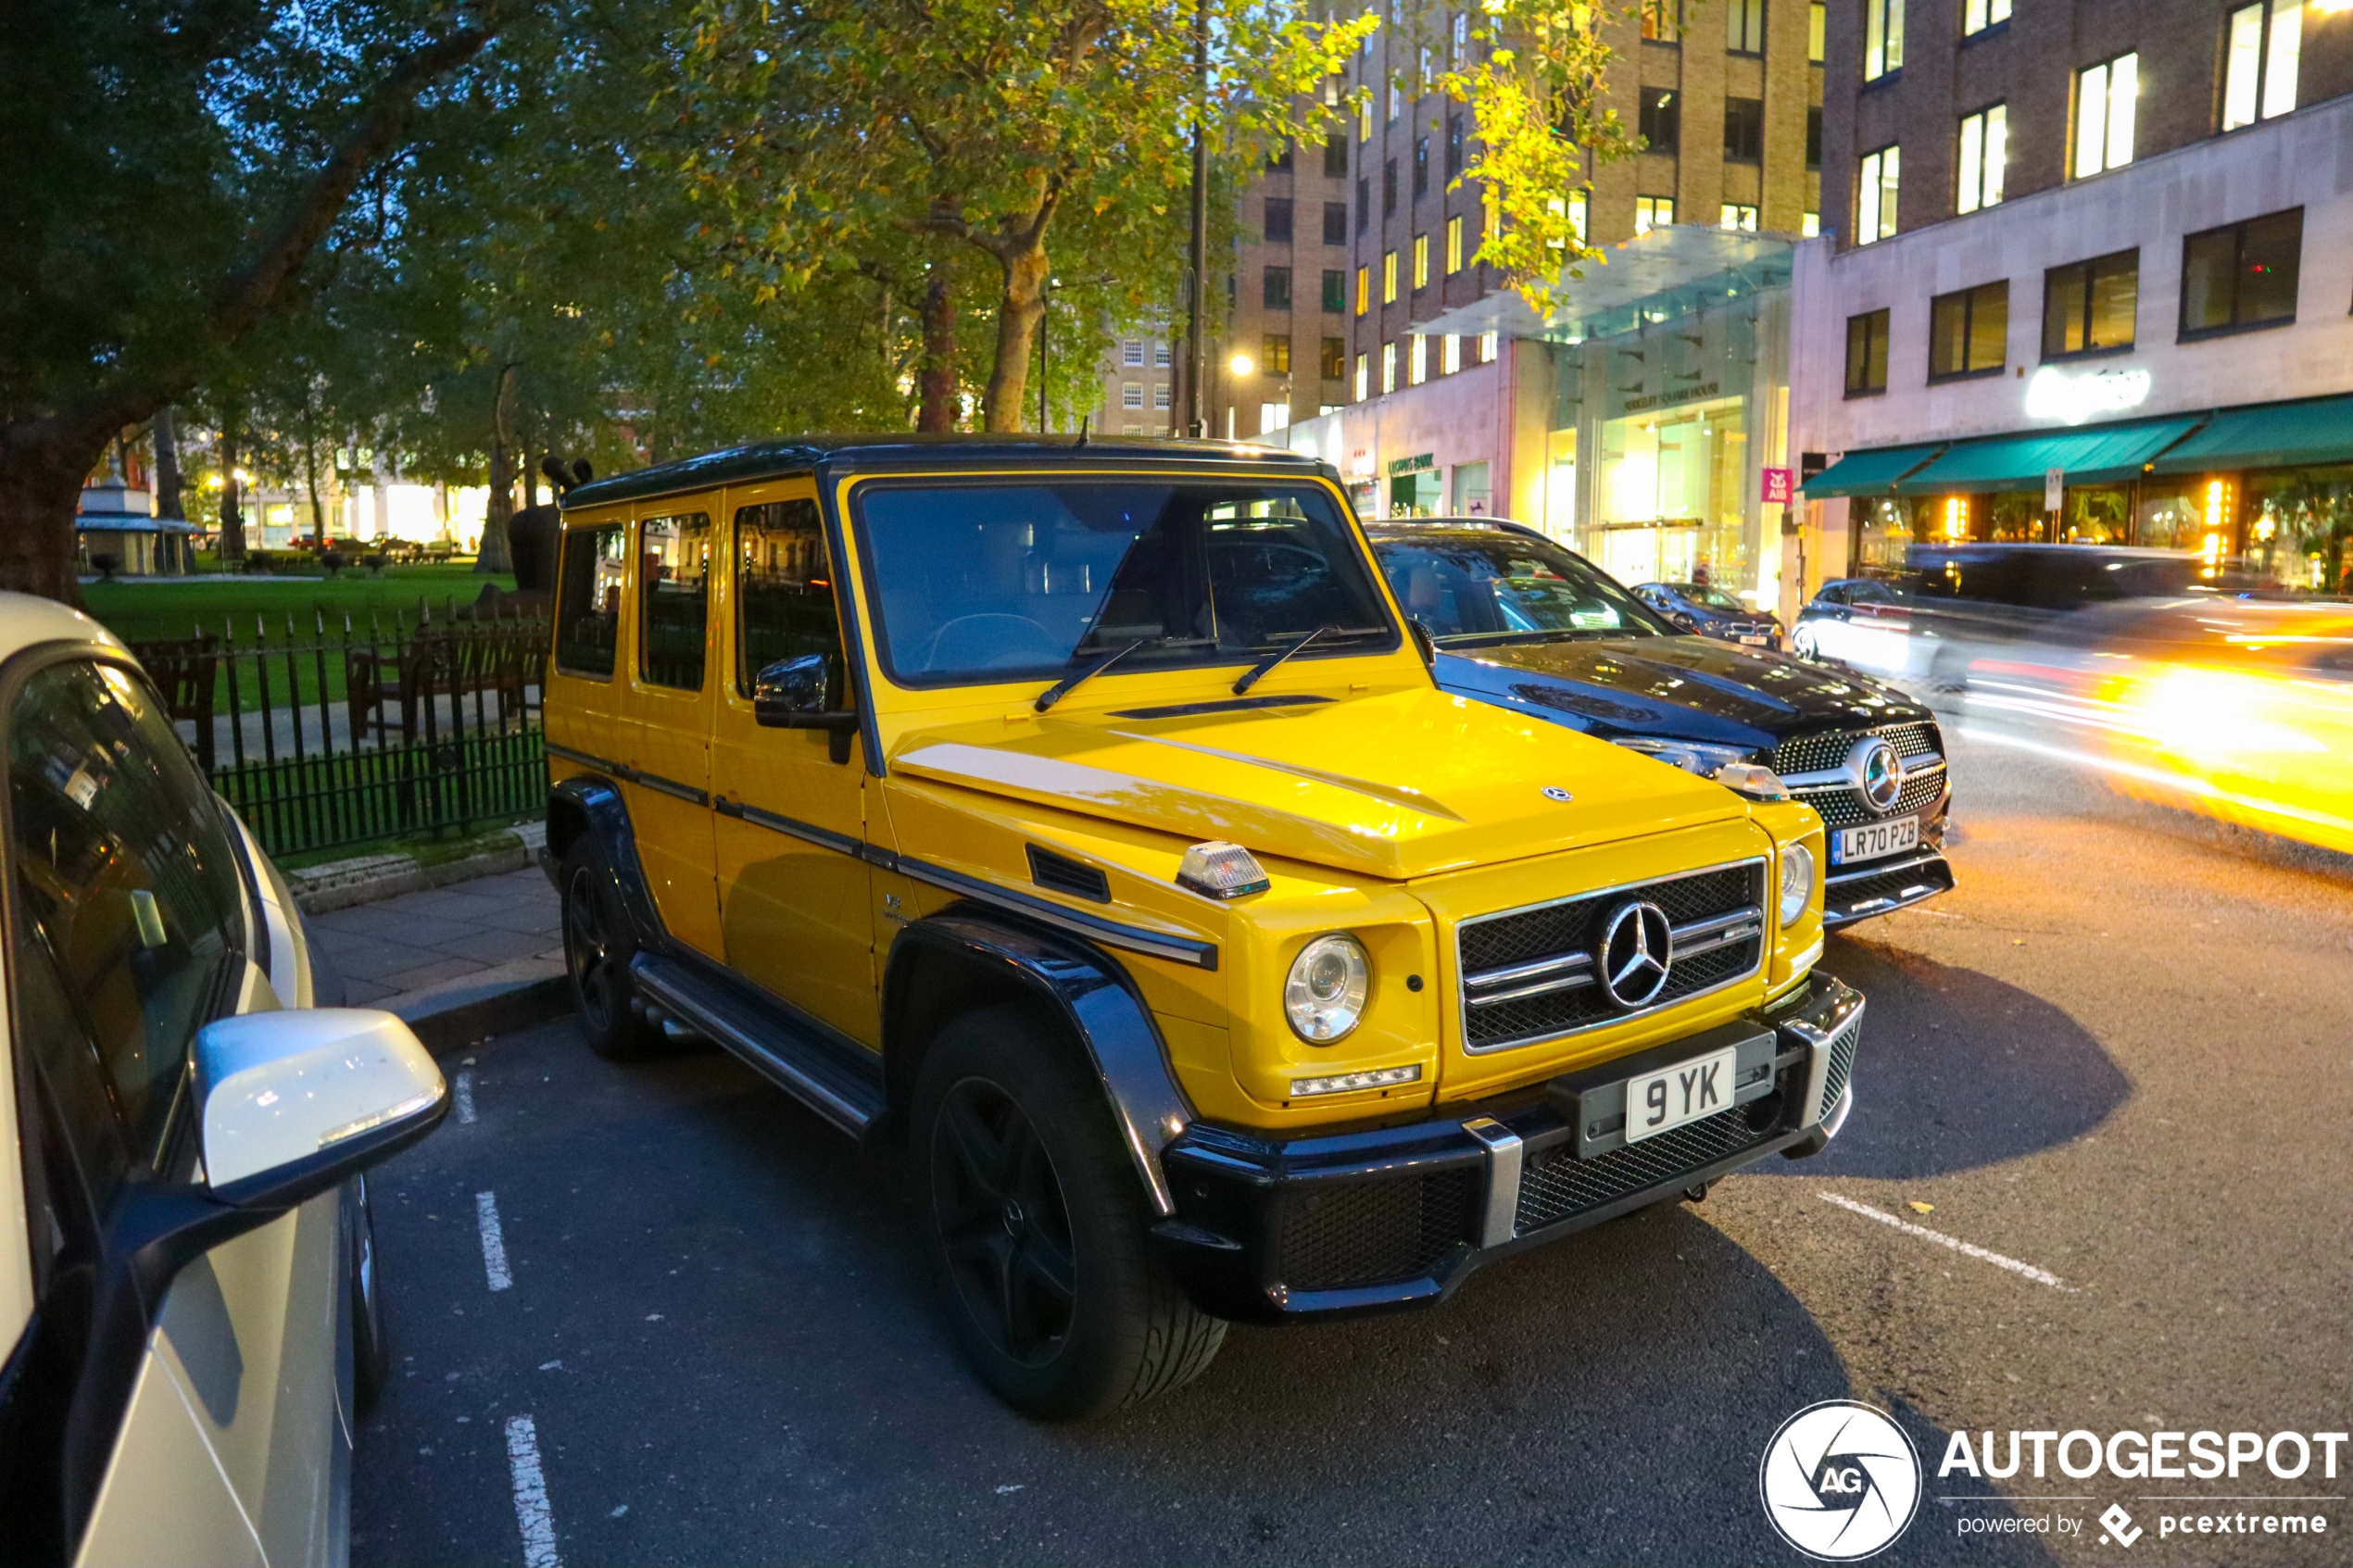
[677,0,1373,433]
[0,1,504,602]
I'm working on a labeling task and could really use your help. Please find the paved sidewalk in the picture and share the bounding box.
[307,864,570,1047]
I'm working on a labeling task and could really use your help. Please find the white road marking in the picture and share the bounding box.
[454,1072,476,1124]
[1817,1191,2078,1292]
[504,1414,561,1568]
[477,1191,513,1292]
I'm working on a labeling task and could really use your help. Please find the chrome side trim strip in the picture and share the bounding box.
[546,740,621,773]
[714,795,864,858]
[545,742,710,807]
[1461,1118,1524,1248]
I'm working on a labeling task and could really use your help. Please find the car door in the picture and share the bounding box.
[707,483,882,1048]
[612,506,725,958]
[0,653,338,1568]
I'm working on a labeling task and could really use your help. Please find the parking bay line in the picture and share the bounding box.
[477,1191,513,1292]
[504,1414,562,1568]
[454,1071,476,1124]
[1817,1191,2078,1293]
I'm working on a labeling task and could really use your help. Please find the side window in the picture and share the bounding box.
[555,522,627,677]
[736,502,848,705]
[639,512,712,691]
[8,660,248,1169]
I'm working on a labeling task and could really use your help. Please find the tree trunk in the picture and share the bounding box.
[916,262,958,432]
[153,408,185,519]
[303,437,327,545]
[218,424,246,560]
[0,427,95,606]
[981,241,1050,433]
[478,362,518,573]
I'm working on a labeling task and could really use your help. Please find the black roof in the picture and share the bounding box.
[562,433,1327,509]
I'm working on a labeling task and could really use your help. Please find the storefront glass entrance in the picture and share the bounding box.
[1594,395,1750,587]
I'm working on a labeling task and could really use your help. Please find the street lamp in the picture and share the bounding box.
[1226,352,1254,441]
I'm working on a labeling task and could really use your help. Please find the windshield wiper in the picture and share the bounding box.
[1230,625,1390,694]
[1034,637,1150,712]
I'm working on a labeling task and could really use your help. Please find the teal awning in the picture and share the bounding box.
[1801,443,1944,498]
[2148,394,2353,474]
[1894,417,2203,495]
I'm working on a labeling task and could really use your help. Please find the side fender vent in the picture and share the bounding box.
[1026,845,1111,904]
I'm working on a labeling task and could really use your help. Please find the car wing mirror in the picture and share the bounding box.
[198,1008,447,1210]
[753,653,860,733]
[1406,617,1437,666]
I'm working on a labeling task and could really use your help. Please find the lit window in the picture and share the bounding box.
[1480,329,1499,361]
[1359,95,1373,141]
[1962,0,2010,36]
[1123,340,1144,366]
[1808,0,1826,61]
[1453,11,1467,62]
[1390,81,1402,119]
[1354,352,1369,401]
[1641,0,1681,42]
[2223,0,2301,132]
[1957,103,2007,214]
[1356,266,1369,315]
[1123,383,1144,409]
[1856,145,1899,244]
[1718,204,1759,231]
[2073,54,2136,179]
[1446,214,1464,273]
[1844,308,1890,395]
[1635,195,1676,234]
[2042,249,2138,358]
[1929,280,2008,381]
[1442,333,1462,374]
[1802,211,1820,237]
[1260,402,1292,433]
[1383,250,1398,304]
[1382,341,1398,393]
[1409,335,1428,384]
[1567,192,1587,243]
[1262,333,1292,375]
[1864,0,1904,81]
[1728,0,1765,55]
[1414,233,1429,288]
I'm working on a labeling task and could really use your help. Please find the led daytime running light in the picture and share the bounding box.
[1290,1063,1423,1098]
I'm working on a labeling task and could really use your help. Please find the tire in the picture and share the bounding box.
[912,1008,1226,1419]
[559,839,663,1060]
[349,1174,391,1414]
[1791,624,1818,660]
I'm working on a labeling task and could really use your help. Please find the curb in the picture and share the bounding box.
[393,957,574,1055]
[294,822,548,915]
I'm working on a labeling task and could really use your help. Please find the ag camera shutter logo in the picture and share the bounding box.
[1759,1400,1923,1560]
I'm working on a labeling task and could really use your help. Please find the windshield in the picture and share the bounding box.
[853,480,1398,686]
[1371,530,1668,645]
[1672,583,1749,611]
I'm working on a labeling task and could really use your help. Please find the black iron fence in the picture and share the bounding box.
[133,603,548,859]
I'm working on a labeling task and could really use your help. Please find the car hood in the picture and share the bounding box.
[1433,636,1930,742]
[887,685,1749,881]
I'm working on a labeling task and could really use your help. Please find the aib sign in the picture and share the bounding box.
[1762,467,1795,505]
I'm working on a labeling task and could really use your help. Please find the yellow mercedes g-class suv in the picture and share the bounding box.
[540,436,1863,1418]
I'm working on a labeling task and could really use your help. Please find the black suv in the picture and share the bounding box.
[1370,518,1955,927]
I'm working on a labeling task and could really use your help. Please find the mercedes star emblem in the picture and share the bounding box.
[1595,899,1675,1009]
[1541,785,1574,802]
[1848,736,1906,815]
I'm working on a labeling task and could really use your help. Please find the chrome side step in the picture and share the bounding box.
[629,953,887,1137]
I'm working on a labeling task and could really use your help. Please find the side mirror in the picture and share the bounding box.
[198,1009,447,1209]
[1669,611,1700,632]
[1406,617,1437,667]
[753,654,860,733]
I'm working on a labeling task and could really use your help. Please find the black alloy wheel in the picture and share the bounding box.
[560,842,661,1059]
[931,1078,1078,1366]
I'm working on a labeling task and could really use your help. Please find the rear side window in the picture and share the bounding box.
[639,512,712,690]
[556,522,627,676]
[8,660,248,1168]
[736,501,848,702]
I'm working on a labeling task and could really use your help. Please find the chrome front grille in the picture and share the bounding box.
[1770,722,1940,778]
[1456,860,1768,1052]
[1799,765,1949,829]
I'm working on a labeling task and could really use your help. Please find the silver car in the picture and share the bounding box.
[0,595,445,1566]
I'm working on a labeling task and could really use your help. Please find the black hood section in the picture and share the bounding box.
[1433,635,1931,751]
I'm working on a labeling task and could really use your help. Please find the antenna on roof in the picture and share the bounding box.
[1074,415,1090,448]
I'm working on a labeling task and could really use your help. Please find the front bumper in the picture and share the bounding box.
[1823,848,1956,927]
[1151,972,1864,1324]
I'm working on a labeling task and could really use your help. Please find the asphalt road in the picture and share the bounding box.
[351,733,2353,1567]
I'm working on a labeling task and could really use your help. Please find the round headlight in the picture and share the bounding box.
[1285,934,1370,1043]
[1779,845,1817,925]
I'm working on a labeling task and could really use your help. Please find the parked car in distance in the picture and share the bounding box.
[1370,518,1954,928]
[1631,580,1785,650]
[1790,577,1901,659]
[1793,543,2208,696]
[0,593,446,1568]
[541,437,1867,1420]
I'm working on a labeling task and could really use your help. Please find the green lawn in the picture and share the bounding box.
[85,563,520,646]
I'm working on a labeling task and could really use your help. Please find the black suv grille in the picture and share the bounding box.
[1515,1103,1779,1234]
[1771,722,1940,779]
[1803,765,1949,830]
[1457,863,1766,1050]
[1275,1168,1478,1291]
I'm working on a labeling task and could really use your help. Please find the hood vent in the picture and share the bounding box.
[1026,845,1111,903]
